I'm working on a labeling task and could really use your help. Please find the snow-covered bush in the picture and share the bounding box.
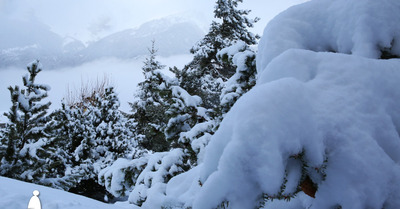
[162,0,400,208]
[99,149,187,208]
[41,85,135,200]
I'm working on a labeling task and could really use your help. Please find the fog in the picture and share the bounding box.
[0,0,309,119]
[0,54,192,115]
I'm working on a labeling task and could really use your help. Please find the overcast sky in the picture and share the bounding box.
[0,0,309,116]
[0,0,308,43]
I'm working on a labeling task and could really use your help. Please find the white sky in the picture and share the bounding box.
[0,0,308,43]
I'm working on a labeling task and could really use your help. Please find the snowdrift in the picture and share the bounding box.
[166,0,400,208]
[0,176,134,209]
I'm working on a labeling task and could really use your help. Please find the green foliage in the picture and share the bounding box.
[0,60,53,182]
[216,200,230,209]
[257,150,328,208]
[129,41,170,152]
[218,41,257,115]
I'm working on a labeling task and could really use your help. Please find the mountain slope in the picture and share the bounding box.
[0,16,204,69]
[83,19,204,61]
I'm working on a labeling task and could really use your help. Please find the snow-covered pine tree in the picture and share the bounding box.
[52,101,94,179]
[98,43,217,206]
[163,0,259,167]
[217,41,257,115]
[0,124,6,160]
[40,103,78,190]
[129,41,171,152]
[163,84,207,164]
[179,0,259,110]
[92,86,134,169]
[55,94,114,201]
[0,60,52,181]
[191,0,258,77]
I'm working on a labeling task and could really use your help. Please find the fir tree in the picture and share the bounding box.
[53,88,132,201]
[217,41,257,115]
[179,0,259,110]
[0,60,52,181]
[92,86,134,168]
[189,0,259,79]
[163,85,207,164]
[129,41,170,152]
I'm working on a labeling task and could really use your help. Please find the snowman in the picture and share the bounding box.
[27,190,41,209]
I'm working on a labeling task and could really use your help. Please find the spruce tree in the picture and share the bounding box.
[129,41,170,152]
[54,88,130,201]
[163,85,206,164]
[1,60,52,180]
[92,86,134,168]
[190,0,259,79]
[218,41,257,115]
[179,0,259,110]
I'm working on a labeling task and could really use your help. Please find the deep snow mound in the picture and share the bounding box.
[166,0,400,208]
[194,50,400,209]
[257,0,400,73]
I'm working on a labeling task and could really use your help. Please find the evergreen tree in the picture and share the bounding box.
[217,41,257,115]
[163,85,208,164]
[190,0,259,79]
[92,86,134,168]
[129,41,170,152]
[0,60,52,181]
[45,99,102,196]
[179,0,259,110]
[51,87,133,201]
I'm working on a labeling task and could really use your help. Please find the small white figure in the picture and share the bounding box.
[28,190,41,209]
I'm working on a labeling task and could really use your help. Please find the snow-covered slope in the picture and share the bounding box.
[0,16,203,69]
[0,17,67,69]
[0,176,135,209]
[162,0,400,209]
[83,17,204,61]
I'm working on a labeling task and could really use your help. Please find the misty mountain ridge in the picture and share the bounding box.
[0,16,204,69]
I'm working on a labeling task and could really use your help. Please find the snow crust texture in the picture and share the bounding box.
[166,0,400,208]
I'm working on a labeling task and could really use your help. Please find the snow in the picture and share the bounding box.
[0,176,135,209]
[257,0,400,73]
[171,86,202,107]
[189,52,400,208]
[83,18,204,61]
[3,0,400,208]
[99,149,187,208]
[0,16,203,69]
[0,115,7,124]
[163,0,400,208]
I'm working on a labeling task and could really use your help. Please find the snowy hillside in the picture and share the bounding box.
[83,17,204,60]
[0,16,203,69]
[0,176,135,209]
[0,17,66,69]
